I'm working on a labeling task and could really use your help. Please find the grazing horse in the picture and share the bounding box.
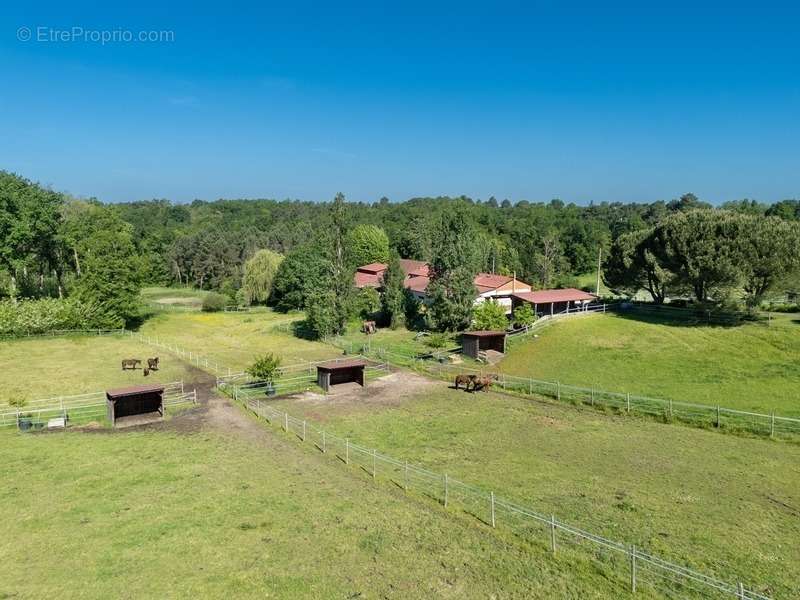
[121,358,142,370]
[472,374,499,393]
[143,367,150,377]
[362,320,377,334]
[147,357,159,371]
[454,374,475,391]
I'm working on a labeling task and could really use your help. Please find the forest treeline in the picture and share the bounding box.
[1,170,799,334]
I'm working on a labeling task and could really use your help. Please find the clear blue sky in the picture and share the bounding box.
[2,1,798,204]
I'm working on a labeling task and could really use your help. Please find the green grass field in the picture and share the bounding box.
[0,335,197,404]
[0,424,655,599]
[499,312,800,416]
[268,381,799,598]
[137,310,339,372]
[141,285,212,308]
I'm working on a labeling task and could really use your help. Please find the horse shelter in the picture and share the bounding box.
[106,384,165,427]
[316,359,367,392]
[461,331,507,360]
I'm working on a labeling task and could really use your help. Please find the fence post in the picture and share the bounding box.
[257,399,261,417]
[668,399,673,419]
[737,582,745,599]
[444,474,449,507]
[372,449,377,479]
[346,438,350,464]
[556,381,561,401]
[302,420,306,442]
[550,515,557,553]
[590,387,595,407]
[490,492,496,527]
[716,405,721,428]
[626,393,631,413]
[404,461,409,492]
[528,378,532,395]
[181,380,185,394]
[770,413,775,438]
[322,430,326,453]
[284,413,288,432]
[630,545,637,593]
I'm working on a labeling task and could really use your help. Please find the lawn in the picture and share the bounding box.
[499,312,800,416]
[0,425,652,599]
[137,309,339,372]
[141,285,212,308]
[0,334,197,404]
[268,380,800,599]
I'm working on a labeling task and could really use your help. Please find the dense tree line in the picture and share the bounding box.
[3,168,799,334]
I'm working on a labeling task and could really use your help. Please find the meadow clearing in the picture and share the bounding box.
[137,309,339,372]
[266,379,800,599]
[0,334,197,404]
[498,312,800,416]
[1,398,653,599]
[3,305,798,598]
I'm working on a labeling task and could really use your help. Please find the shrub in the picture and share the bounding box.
[425,332,451,349]
[472,299,508,331]
[246,353,282,383]
[0,298,117,336]
[202,292,229,312]
[512,302,537,328]
[354,287,381,319]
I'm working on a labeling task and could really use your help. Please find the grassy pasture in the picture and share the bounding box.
[0,335,196,404]
[0,426,651,599]
[137,310,338,372]
[268,381,800,598]
[141,285,212,308]
[499,312,800,416]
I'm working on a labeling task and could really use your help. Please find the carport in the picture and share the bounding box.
[316,359,367,392]
[461,331,507,360]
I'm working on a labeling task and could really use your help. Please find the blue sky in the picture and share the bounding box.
[1,1,798,204]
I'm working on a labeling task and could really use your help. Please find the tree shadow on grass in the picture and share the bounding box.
[611,307,753,330]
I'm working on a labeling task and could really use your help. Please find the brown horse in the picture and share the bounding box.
[147,357,159,371]
[472,374,499,392]
[143,367,150,377]
[454,374,475,391]
[121,358,142,370]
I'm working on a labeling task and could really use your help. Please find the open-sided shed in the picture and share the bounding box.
[106,384,165,427]
[316,359,367,392]
[462,331,507,359]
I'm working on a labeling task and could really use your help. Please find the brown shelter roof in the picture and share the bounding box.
[106,384,165,399]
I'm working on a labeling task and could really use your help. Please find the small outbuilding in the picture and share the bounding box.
[462,331,507,360]
[106,384,165,427]
[316,359,367,392]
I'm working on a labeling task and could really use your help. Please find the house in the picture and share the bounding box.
[354,260,530,314]
[511,288,597,316]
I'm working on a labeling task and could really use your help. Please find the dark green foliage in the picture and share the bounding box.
[426,209,479,332]
[75,226,142,327]
[201,292,229,312]
[381,257,406,329]
[512,302,536,328]
[472,300,508,331]
[424,332,450,349]
[0,298,112,335]
[355,287,381,319]
[346,224,390,267]
[304,290,339,339]
[246,352,282,383]
[271,245,330,311]
[241,249,283,305]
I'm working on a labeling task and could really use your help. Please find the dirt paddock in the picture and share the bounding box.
[288,371,438,409]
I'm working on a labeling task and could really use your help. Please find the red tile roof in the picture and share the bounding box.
[404,275,430,292]
[358,262,388,274]
[399,259,430,277]
[512,288,597,304]
[354,271,383,288]
[474,273,512,290]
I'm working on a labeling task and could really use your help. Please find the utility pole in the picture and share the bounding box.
[596,245,602,296]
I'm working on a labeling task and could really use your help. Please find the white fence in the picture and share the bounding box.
[1,381,195,429]
[228,386,770,600]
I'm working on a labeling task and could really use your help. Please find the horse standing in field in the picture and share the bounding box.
[121,358,142,370]
[143,367,150,377]
[454,374,475,391]
[147,357,160,371]
[472,374,499,393]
